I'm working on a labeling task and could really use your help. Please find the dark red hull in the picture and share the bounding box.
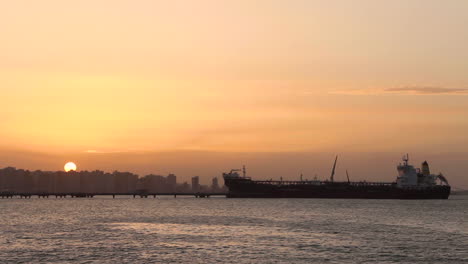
[224,178,451,199]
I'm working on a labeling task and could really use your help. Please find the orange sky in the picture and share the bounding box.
[1,1,468,186]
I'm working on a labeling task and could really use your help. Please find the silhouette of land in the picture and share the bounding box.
[0,167,227,198]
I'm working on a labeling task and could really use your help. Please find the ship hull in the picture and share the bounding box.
[224,179,451,199]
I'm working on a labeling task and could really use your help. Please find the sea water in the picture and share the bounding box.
[1,196,467,263]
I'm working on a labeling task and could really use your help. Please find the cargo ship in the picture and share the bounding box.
[222,155,450,199]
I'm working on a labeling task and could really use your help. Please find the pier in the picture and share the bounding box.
[0,192,227,199]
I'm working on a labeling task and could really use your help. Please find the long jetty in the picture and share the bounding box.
[0,192,228,199]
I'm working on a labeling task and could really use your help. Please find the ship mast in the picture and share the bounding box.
[403,153,409,166]
[330,155,338,182]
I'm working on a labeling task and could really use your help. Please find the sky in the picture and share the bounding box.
[1,1,467,187]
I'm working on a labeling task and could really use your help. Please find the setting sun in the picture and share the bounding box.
[64,162,77,172]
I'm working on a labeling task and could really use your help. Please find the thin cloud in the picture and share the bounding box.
[384,87,468,95]
[329,89,382,95]
[83,149,139,154]
[331,86,468,95]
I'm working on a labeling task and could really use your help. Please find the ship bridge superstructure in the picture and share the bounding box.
[223,165,250,180]
[396,154,449,188]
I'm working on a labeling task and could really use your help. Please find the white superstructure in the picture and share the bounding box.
[396,155,448,188]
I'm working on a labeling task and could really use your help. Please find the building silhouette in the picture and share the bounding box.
[167,174,177,192]
[0,167,138,194]
[211,177,219,192]
[191,176,200,192]
[0,167,226,194]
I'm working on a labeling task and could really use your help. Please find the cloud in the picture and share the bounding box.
[384,87,468,95]
[331,86,468,95]
[83,149,138,154]
[329,89,383,95]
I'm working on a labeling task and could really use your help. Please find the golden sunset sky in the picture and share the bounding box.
[1,1,468,187]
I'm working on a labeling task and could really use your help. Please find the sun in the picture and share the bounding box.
[64,162,77,172]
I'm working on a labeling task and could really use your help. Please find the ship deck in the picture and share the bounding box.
[251,180,396,187]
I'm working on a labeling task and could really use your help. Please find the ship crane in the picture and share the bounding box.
[436,173,449,185]
[330,155,338,182]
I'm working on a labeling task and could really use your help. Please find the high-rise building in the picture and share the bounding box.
[211,177,219,192]
[191,176,200,192]
[113,171,139,193]
[176,181,191,193]
[140,174,166,192]
[166,174,177,192]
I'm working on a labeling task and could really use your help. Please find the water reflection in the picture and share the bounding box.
[0,197,467,263]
